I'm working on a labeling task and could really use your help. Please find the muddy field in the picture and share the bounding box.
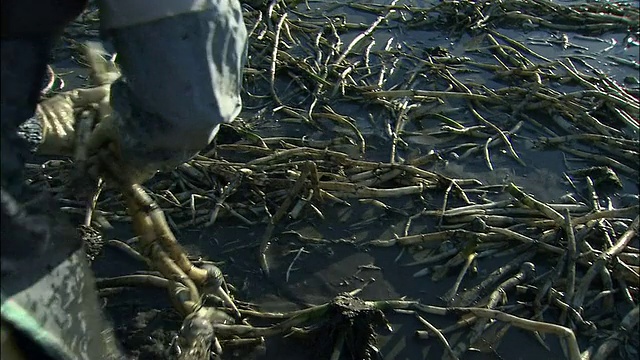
[32,0,640,359]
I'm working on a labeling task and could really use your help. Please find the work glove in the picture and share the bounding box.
[34,84,111,157]
[85,108,160,185]
[30,43,155,185]
[34,41,120,159]
[80,43,161,185]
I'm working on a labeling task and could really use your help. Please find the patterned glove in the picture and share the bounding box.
[35,84,111,157]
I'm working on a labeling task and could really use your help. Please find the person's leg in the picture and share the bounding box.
[1,2,125,359]
[102,0,248,174]
[1,0,90,195]
[0,36,53,195]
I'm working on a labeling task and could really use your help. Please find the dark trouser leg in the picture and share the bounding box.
[1,3,124,360]
[0,42,124,359]
[1,0,88,194]
[0,37,51,195]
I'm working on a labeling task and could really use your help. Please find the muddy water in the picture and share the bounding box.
[43,1,640,359]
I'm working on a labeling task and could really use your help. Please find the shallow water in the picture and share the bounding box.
[44,1,640,359]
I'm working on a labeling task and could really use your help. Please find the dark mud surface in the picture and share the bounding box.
[42,0,640,359]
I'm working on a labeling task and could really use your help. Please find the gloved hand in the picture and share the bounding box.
[85,109,160,185]
[34,84,111,157]
[32,42,119,159]
[80,43,160,185]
